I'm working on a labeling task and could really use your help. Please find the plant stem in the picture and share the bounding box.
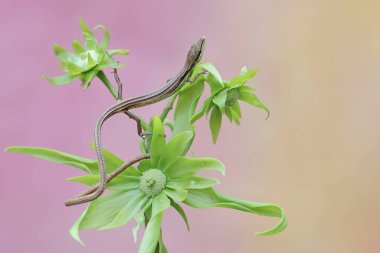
[160,93,179,122]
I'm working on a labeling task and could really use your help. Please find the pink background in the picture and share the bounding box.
[1,0,380,252]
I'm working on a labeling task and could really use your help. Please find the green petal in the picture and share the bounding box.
[72,40,86,54]
[238,85,256,93]
[165,157,225,178]
[172,176,220,190]
[239,91,270,119]
[209,105,222,144]
[99,192,148,230]
[96,56,125,70]
[230,102,242,118]
[191,96,213,123]
[170,200,190,231]
[152,192,170,217]
[53,44,77,64]
[5,146,96,173]
[107,49,130,56]
[42,74,77,85]
[150,117,166,167]
[163,183,187,202]
[183,188,287,236]
[80,69,98,89]
[212,88,227,113]
[139,193,170,253]
[159,131,194,170]
[67,61,85,75]
[79,18,98,51]
[70,189,142,243]
[138,159,152,172]
[229,67,258,88]
[229,103,241,125]
[87,52,97,67]
[94,24,110,50]
[192,62,224,93]
[224,106,233,122]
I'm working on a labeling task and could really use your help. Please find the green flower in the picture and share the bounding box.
[5,116,286,253]
[43,18,129,90]
[192,63,270,143]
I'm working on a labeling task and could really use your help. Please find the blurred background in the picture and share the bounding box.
[1,0,380,252]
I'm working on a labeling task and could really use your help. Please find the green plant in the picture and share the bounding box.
[5,19,286,253]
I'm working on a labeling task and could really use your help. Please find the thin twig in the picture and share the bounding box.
[76,154,150,197]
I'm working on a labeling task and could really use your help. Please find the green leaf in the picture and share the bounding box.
[183,188,287,236]
[239,91,270,119]
[150,117,166,168]
[165,157,225,178]
[212,88,228,113]
[173,77,205,135]
[100,192,148,230]
[108,49,130,56]
[158,131,194,170]
[209,105,222,144]
[5,146,96,173]
[70,189,142,243]
[42,74,77,85]
[170,200,190,231]
[94,24,110,50]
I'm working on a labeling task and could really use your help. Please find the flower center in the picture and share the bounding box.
[139,169,167,197]
[226,89,240,106]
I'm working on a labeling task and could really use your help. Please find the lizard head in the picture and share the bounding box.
[186,36,206,67]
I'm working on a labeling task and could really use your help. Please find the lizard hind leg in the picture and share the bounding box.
[124,110,151,138]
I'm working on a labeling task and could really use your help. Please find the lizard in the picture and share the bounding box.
[65,37,206,206]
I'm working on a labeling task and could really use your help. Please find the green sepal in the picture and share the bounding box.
[5,146,96,173]
[170,200,190,231]
[239,91,270,119]
[42,74,77,85]
[183,188,287,236]
[209,105,222,144]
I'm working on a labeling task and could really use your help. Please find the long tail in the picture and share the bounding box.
[64,112,110,206]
